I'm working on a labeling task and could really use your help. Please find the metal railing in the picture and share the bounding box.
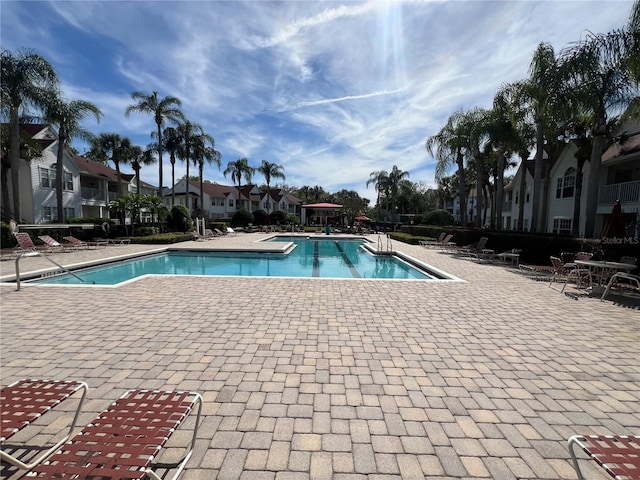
[15,251,92,291]
[599,180,640,205]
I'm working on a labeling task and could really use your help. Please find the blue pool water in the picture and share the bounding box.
[32,238,436,285]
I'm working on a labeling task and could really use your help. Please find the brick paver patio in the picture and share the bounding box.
[1,234,638,479]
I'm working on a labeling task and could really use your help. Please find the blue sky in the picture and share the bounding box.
[1,0,634,204]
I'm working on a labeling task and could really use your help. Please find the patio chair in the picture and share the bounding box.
[495,248,522,265]
[12,232,46,254]
[29,389,202,480]
[192,231,206,241]
[0,379,88,470]
[38,234,71,253]
[419,232,445,248]
[549,256,591,292]
[600,272,640,302]
[63,235,107,249]
[568,434,639,480]
[204,229,218,239]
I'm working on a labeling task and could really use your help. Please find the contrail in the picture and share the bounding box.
[284,88,404,111]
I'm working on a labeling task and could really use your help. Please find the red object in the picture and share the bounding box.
[601,200,626,246]
[569,435,640,480]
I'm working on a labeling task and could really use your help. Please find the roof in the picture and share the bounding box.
[73,156,129,182]
[302,203,343,209]
[602,133,640,163]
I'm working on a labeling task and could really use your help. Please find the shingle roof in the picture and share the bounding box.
[73,156,128,182]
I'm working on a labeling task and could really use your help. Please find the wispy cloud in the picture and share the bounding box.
[281,88,404,112]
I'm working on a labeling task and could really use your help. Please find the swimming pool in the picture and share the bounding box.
[29,238,449,285]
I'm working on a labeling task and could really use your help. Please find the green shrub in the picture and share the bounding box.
[167,205,192,232]
[423,210,454,226]
[0,222,17,248]
[130,232,193,244]
[269,210,287,225]
[252,209,268,225]
[232,209,254,228]
[134,226,159,237]
[286,214,300,225]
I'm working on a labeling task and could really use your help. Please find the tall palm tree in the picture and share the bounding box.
[258,160,286,216]
[224,158,255,210]
[560,15,639,238]
[87,133,135,197]
[192,132,221,213]
[387,165,410,222]
[366,170,389,222]
[161,126,181,207]
[125,91,184,197]
[131,145,156,195]
[1,48,59,221]
[44,95,102,222]
[175,120,203,212]
[426,110,470,226]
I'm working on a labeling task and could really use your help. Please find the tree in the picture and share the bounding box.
[366,170,389,222]
[125,91,184,197]
[160,126,181,207]
[192,132,221,213]
[175,120,203,212]
[560,14,639,238]
[257,160,286,216]
[224,158,255,209]
[1,48,59,221]
[87,133,135,197]
[44,95,102,222]
[131,145,156,195]
[387,165,410,222]
[426,111,470,226]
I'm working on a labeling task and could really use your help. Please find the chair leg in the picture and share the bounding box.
[568,436,587,480]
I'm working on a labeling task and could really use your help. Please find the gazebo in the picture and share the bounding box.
[300,203,344,226]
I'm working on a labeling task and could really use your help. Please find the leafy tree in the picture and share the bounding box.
[44,96,102,222]
[131,146,156,195]
[87,133,136,197]
[1,48,59,221]
[366,170,389,222]
[192,132,221,212]
[231,208,254,228]
[167,204,192,232]
[224,158,255,208]
[257,160,286,216]
[175,120,204,211]
[125,91,184,196]
[160,126,181,207]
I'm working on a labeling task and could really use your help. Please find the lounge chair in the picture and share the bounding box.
[63,235,107,249]
[38,234,71,253]
[226,227,237,236]
[29,389,202,480]
[204,228,218,239]
[568,434,639,480]
[192,231,206,241]
[0,379,88,470]
[600,272,640,301]
[419,232,446,248]
[549,256,591,292]
[12,232,46,254]
[452,236,493,259]
[495,248,522,265]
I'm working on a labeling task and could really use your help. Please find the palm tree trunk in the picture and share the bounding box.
[170,154,176,207]
[9,109,21,221]
[55,134,66,223]
[584,133,606,238]
[1,163,10,221]
[517,153,527,231]
[495,152,505,230]
[456,150,467,226]
[475,154,483,227]
[156,122,163,197]
[530,120,544,233]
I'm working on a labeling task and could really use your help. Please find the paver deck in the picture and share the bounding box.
[1,234,638,479]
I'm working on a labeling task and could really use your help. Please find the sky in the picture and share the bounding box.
[1,0,635,204]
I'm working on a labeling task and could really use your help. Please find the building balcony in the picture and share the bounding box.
[598,180,640,206]
[81,187,107,202]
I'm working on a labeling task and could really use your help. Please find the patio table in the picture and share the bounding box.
[575,259,637,288]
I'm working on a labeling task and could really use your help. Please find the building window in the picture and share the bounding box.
[553,217,572,234]
[556,167,576,199]
[515,190,519,205]
[43,206,75,222]
[39,167,74,191]
[228,199,234,207]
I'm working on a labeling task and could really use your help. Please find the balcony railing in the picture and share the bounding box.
[598,180,640,205]
[81,187,106,201]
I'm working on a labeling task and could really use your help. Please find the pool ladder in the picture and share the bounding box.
[377,234,393,253]
[14,251,91,290]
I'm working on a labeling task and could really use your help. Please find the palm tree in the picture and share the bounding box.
[258,160,286,216]
[44,95,102,222]
[387,165,410,222]
[224,158,255,210]
[1,48,59,221]
[192,132,221,213]
[560,15,639,238]
[87,133,135,197]
[175,120,204,211]
[160,126,181,207]
[131,145,156,195]
[125,91,184,197]
[426,110,470,226]
[366,170,389,222]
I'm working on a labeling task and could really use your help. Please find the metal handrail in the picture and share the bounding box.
[14,251,92,291]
